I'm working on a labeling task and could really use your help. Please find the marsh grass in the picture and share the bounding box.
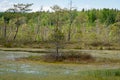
[0,69,120,80]
[21,52,95,63]
[82,69,120,77]
[43,52,94,63]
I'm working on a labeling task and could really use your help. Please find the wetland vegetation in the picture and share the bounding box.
[0,1,120,80]
[0,50,120,80]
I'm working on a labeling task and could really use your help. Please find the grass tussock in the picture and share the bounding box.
[43,52,95,63]
[18,52,95,63]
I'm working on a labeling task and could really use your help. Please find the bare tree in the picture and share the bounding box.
[68,0,72,41]
[35,6,43,41]
[7,3,33,13]
[7,3,33,40]
[13,17,25,40]
[3,13,11,39]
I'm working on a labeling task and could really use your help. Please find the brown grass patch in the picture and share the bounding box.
[16,52,95,63]
[43,52,95,63]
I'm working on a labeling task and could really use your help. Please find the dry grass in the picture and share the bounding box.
[34,52,95,63]
[17,51,95,63]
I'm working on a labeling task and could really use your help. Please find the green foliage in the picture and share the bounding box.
[0,7,120,48]
[51,30,64,42]
[3,12,13,23]
[87,9,97,23]
[85,69,120,77]
[116,12,120,22]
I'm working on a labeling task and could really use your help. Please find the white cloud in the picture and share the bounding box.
[31,5,40,12]
[0,0,13,12]
[0,0,66,12]
[42,6,53,12]
[31,6,53,12]
[0,0,52,12]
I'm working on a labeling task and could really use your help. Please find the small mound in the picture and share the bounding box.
[16,52,95,63]
[43,52,95,63]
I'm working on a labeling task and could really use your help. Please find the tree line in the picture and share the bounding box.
[0,4,120,47]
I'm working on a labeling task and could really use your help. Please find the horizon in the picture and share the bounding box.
[0,0,120,12]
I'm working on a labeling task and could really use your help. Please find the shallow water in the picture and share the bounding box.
[0,50,120,76]
[0,50,78,75]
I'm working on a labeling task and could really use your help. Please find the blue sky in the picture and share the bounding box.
[0,0,120,12]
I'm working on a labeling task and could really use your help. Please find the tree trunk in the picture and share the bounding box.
[4,22,7,39]
[56,42,59,60]
[35,16,40,41]
[68,27,71,41]
[13,26,19,40]
[68,0,72,41]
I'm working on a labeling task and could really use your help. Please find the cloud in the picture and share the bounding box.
[31,5,53,12]
[42,6,53,12]
[0,0,67,12]
[0,0,51,12]
[0,0,13,12]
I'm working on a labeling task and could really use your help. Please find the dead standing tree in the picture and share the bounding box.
[3,12,11,40]
[7,3,33,40]
[68,0,72,41]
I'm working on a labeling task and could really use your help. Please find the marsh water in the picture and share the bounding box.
[0,50,120,77]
